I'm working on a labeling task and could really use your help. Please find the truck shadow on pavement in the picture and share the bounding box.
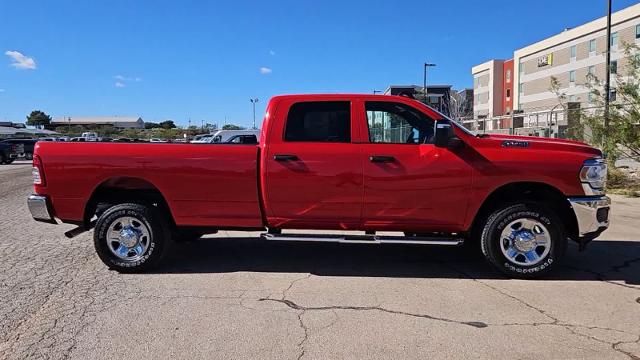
[156,238,640,285]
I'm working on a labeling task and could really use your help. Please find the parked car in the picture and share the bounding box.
[28,94,610,278]
[150,138,167,143]
[190,134,213,143]
[203,130,260,144]
[69,137,87,142]
[0,138,37,160]
[0,141,22,164]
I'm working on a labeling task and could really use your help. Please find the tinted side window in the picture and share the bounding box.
[284,101,350,142]
[366,101,435,144]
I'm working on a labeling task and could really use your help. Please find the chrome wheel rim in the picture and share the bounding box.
[500,218,551,266]
[107,216,151,262]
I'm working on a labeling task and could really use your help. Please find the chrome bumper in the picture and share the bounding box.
[27,195,57,224]
[567,196,610,237]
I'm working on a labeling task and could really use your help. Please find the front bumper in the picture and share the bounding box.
[567,196,610,239]
[27,195,57,224]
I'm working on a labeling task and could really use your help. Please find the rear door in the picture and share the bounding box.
[263,98,363,229]
[360,100,472,232]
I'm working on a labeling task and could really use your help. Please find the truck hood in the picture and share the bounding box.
[474,133,602,157]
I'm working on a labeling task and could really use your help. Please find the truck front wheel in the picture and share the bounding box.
[480,203,566,279]
[94,203,170,272]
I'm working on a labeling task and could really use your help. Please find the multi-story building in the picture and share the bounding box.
[384,85,453,116]
[473,3,640,119]
[471,60,504,119]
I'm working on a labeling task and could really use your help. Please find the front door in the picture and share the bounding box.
[360,100,472,232]
[264,99,363,229]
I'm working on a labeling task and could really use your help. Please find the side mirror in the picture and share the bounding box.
[434,120,454,148]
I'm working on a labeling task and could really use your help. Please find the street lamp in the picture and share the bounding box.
[423,62,436,102]
[250,98,259,129]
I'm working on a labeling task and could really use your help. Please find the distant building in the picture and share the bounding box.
[472,2,640,113]
[51,116,145,129]
[384,85,453,116]
[0,122,26,129]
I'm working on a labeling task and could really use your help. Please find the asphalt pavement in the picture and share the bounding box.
[1,161,639,359]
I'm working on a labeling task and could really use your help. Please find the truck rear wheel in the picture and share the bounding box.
[480,203,566,279]
[94,203,170,272]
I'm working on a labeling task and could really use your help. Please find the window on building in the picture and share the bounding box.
[570,45,577,59]
[589,39,597,54]
[610,90,617,102]
[588,92,594,103]
[506,89,511,99]
[284,101,351,142]
[365,101,435,144]
[610,60,618,74]
[569,95,577,102]
[611,32,619,48]
[569,70,576,83]
[506,69,511,83]
[588,65,596,76]
[636,24,640,39]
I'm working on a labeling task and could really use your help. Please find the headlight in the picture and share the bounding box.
[580,158,607,194]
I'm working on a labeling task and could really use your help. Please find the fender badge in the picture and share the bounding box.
[502,140,529,148]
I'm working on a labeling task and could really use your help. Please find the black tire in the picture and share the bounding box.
[94,203,171,272]
[24,152,33,160]
[480,203,566,279]
[4,158,14,164]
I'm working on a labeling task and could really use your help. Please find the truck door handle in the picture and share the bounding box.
[369,155,395,163]
[274,154,299,161]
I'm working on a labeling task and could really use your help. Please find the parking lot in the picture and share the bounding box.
[0,160,639,359]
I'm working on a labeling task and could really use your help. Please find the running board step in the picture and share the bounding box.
[261,233,464,246]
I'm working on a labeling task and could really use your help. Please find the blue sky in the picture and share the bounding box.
[1,0,638,127]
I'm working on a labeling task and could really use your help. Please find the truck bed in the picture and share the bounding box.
[35,142,264,227]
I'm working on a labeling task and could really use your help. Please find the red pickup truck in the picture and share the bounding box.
[28,94,610,278]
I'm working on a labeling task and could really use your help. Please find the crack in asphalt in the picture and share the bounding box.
[260,297,489,328]
[446,264,640,359]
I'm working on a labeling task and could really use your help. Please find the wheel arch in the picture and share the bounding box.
[83,176,174,229]
[469,181,579,242]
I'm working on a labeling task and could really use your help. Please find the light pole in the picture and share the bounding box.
[250,98,259,129]
[423,62,436,103]
[604,0,612,133]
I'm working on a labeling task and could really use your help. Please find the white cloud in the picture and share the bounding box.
[5,50,36,70]
[115,75,142,82]
[269,50,275,56]
[260,67,272,74]
[115,82,126,88]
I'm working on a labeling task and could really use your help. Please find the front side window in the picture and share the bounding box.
[365,101,435,144]
[284,101,350,142]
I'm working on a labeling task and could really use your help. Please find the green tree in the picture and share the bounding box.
[222,124,244,130]
[159,120,176,129]
[145,122,161,129]
[26,110,52,129]
[580,43,640,164]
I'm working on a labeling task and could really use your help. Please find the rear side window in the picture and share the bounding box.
[284,101,350,142]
